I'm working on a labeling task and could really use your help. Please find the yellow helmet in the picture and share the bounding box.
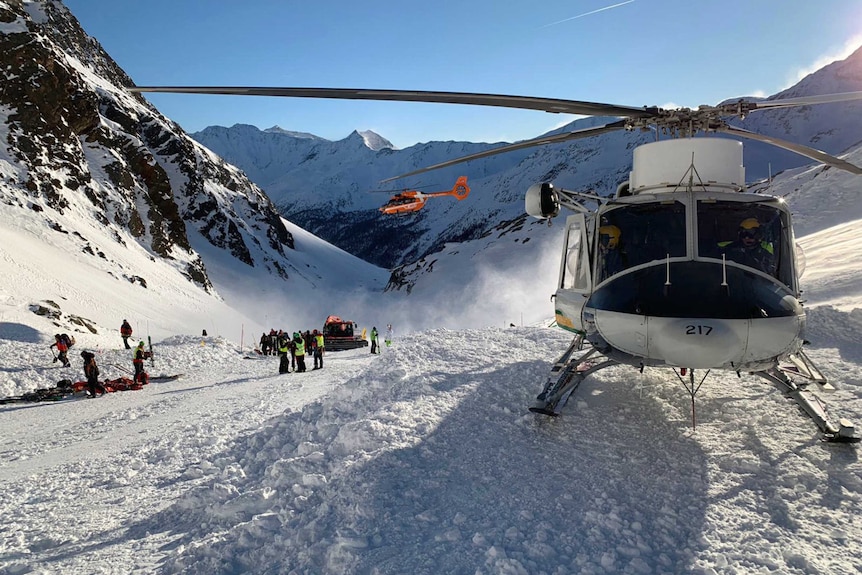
[739,218,760,230]
[599,225,621,249]
[738,218,761,238]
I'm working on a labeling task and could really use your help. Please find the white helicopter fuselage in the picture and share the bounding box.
[550,138,805,371]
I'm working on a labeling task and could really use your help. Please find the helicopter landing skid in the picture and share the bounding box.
[755,366,859,444]
[529,335,618,416]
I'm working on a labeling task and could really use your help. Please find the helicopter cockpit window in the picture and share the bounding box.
[597,201,687,282]
[696,201,792,285]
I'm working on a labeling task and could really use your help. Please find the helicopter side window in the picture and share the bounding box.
[597,202,686,281]
[697,201,792,284]
[562,218,590,291]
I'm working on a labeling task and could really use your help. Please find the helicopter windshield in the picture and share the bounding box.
[696,200,792,285]
[597,201,687,282]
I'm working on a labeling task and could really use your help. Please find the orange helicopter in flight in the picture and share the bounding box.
[377,176,469,215]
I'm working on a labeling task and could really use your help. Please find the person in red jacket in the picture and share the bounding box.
[50,334,71,367]
[120,320,133,349]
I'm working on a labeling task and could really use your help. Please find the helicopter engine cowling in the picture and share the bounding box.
[629,139,745,194]
[525,183,560,219]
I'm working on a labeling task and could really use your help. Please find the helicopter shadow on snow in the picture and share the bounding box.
[0,322,43,344]
[335,360,712,573]
[96,358,713,573]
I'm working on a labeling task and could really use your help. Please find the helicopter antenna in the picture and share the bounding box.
[672,152,709,193]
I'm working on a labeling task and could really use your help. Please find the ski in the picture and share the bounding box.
[0,380,78,404]
[147,335,155,366]
[149,374,182,382]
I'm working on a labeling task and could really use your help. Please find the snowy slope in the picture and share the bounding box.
[0,288,860,574]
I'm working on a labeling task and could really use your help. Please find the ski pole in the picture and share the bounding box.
[50,347,57,363]
[108,362,133,375]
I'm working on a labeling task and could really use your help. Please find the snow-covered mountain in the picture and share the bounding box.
[0,0,389,339]
[190,48,862,273]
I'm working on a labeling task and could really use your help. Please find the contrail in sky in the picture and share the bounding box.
[541,0,636,28]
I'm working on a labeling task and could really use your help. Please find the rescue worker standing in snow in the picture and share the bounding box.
[277,332,291,374]
[313,329,324,369]
[370,327,379,354]
[293,332,307,372]
[288,331,297,371]
[81,350,106,398]
[132,341,150,384]
[120,319,133,349]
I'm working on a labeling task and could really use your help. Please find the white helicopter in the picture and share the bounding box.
[128,85,862,442]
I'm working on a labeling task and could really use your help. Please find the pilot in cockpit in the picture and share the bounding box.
[718,217,775,275]
[598,224,627,280]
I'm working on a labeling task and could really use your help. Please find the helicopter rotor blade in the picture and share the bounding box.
[367,182,438,193]
[748,91,862,111]
[718,125,862,175]
[380,120,629,182]
[128,85,862,178]
[128,86,658,118]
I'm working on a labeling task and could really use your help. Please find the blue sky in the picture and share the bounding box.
[64,0,862,149]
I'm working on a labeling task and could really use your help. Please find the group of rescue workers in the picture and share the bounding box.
[48,320,152,399]
[53,317,386,400]
[259,329,325,374]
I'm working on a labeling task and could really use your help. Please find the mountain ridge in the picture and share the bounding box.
[189,46,862,271]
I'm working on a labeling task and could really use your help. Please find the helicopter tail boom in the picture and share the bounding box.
[425,176,470,200]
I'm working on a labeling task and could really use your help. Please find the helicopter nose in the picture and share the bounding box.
[650,318,745,369]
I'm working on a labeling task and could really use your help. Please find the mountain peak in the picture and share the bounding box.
[351,130,395,151]
[264,125,324,140]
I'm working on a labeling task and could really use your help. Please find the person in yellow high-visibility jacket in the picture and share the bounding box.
[370,327,379,354]
[293,332,307,372]
[313,330,325,369]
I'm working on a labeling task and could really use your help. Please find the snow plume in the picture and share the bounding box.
[277,220,566,337]
[377,230,564,333]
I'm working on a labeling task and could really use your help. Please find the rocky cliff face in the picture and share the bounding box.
[0,0,296,292]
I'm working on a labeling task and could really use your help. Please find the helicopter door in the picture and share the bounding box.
[554,214,592,334]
